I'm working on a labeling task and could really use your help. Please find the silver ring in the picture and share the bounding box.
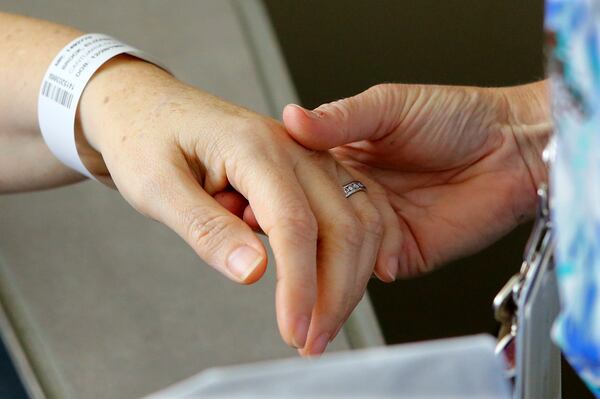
[343,181,366,198]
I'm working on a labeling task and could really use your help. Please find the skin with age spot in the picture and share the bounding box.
[0,11,397,356]
[1,11,553,357]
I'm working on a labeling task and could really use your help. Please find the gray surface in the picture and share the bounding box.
[516,249,561,399]
[149,334,510,398]
[0,1,349,398]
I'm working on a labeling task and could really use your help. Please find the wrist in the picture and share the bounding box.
[76,54,178,179]
[78,54,178,150]
[499,81,553,191]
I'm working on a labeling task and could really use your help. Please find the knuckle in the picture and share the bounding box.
[224,117,271,152]
[366,84,395,109]
[369,83,395,95]
[335,215,365,248]
[236,115,271,134]
[229,139,267,164]
[233,117,282,149]
[183,207,233,251]
[367,83,401,103]
[284,211,318,242]
[225,119,290,174]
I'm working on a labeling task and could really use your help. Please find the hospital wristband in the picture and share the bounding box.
[38,33,169,179]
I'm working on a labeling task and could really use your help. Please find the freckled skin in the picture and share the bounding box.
[0,11,386,356]
[0,10,553,357]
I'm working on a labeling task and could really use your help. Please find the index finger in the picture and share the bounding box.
[234,157,318,349]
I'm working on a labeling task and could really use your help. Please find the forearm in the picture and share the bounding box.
[0,12,86,192]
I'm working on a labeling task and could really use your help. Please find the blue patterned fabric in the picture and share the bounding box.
[548,0,600,395]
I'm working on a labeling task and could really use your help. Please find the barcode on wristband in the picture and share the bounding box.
[41,80,74,109]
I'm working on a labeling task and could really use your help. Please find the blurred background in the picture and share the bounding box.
[0,0,591,398]
[264,0,589,397]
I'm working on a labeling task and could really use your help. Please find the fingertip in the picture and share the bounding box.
[239,257,267,285]
[297,346,313,358]
[387,256,399,281]
[282,104,308,128]
[226,244,268,285]
[282,104,330,151]
[374,255,398,283]
[282,104,309,136]
[305,333,330,357]
[373,267,395,283]
[277,309,313,350]
[275,299,315,351]
[292,315,310,349]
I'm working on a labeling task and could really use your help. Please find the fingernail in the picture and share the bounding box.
[227,246,263,281]
[292,316,310,349]
[291,104,321,120]
[387,256,398,281]
[309,333,331,356]
[372,270,386,281]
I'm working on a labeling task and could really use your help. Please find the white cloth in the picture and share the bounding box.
[147,334,510,398]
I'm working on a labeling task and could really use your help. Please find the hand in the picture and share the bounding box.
[78,56,385,355]
[282,83,552,277]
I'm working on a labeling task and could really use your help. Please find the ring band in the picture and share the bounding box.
[343,181,367,198]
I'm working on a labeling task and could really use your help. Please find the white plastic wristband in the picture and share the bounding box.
[38,33,169,179]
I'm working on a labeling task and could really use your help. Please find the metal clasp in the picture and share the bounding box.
[493,184,552,379]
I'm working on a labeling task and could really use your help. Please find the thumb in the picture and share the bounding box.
[282,84,404,150]
[129,160,268,285]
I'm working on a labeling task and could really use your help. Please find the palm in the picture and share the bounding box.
[323,86,535,276]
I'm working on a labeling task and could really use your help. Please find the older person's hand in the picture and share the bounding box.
[280,82,552,278]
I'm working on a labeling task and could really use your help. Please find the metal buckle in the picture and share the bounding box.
[493,184,552,379]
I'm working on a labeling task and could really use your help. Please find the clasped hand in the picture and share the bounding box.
[80,57,549,356]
